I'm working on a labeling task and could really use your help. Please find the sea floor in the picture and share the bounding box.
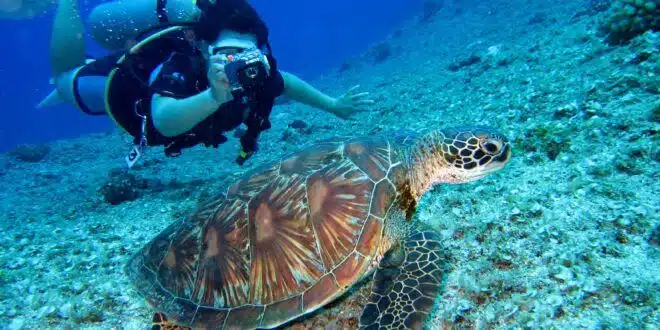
[1,0,658,329]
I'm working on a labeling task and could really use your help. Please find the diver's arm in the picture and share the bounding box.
[151,89,225,137]
[280,71,373,119]
[151,54,233,137]
[280,71,338,114]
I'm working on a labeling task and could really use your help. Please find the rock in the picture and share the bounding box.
[338,61,353,73]
[553,103,579,119]
[368,42,392,64]
[448,53,481,72]
[9,144,50,163]
[37,305,56,318]
[8,318,25,330]
[649,102,660,122]
[75,306,104,323]
[528,12,548,25]
[58,303,73,319]
[72,281,85,294]
[648,224,660,246]
[583,279,601,294]
[98,169,148,205]
[280,128,294,142]
[288,120,309,130]
[420,0,443,23]
[552,266,573,282]
[546,294,564,308]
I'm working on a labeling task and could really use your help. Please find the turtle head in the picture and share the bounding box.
[408,126,511,196]
[439,127,511,182]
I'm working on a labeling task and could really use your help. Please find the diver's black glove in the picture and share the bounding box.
[236,133,258,166]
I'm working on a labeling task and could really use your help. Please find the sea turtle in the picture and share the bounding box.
[125,126,511,329]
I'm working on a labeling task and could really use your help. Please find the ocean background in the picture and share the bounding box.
[1,0,659,329]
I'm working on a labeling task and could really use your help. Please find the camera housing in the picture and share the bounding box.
[222,48,271,94]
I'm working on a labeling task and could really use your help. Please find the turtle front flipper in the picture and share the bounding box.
[359,230,444,330]
[151,312,191,330]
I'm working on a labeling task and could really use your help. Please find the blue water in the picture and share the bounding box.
[0,0,422,152]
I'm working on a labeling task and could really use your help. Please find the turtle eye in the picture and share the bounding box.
[481,139,502,155]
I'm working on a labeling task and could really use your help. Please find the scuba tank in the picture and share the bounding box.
[88,0,201,50]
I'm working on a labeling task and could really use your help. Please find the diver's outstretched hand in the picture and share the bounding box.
[330,85,375,120]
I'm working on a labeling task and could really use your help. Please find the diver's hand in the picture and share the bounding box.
[330,85,375,119]
[207,54,233,105]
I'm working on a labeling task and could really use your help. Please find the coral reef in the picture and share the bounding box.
[447,53,481,72]
[420,0,444,23]
[367,41,393,64]
[600,0,660,44]
[98,169,148,205]
[8,144,50,163]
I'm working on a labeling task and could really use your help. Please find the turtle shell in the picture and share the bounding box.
[125,137,410,329]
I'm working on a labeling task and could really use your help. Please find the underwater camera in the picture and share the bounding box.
[222,48,271,94]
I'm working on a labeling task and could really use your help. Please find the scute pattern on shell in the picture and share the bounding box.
[127,136,413,329]
[307,158,374,271]
[194,199,251,308]
[247,173,325,304]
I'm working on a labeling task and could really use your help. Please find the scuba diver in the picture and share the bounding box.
[40,0,374,166]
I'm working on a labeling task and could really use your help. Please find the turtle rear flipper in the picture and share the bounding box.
[359,230,444,330]
[152,312,191,330]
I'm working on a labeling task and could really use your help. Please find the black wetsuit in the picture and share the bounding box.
[146,50,285,156]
